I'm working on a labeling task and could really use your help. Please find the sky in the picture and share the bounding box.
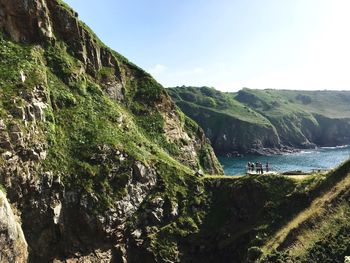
[64,0,350,91]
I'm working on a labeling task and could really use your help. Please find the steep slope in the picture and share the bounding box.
[0,189,28,263]
[235,88,350,149]
[261,159,350,263]
[168,87,281,155]
[2,2,349,263]
[169,86,350,155]
[0,1,222,262]
[179,160,350,263]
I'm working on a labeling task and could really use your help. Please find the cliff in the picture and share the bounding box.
[181,159,350,263]
[0,189,28,262]
[168,86,350,155]
[2,1,349,262]
[0,0,222,262]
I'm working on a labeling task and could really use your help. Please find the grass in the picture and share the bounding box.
[259,159,350,262]
[176,162,350,263]
[288,202,350,258]
[168,86,271,125]
[0,21,220,220]
[263,172,350,252]
[0,184,5,193]
[169,86,350,153]
[10,2,350,262]
[233,88,350,118]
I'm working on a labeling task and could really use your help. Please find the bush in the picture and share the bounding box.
[198,97,216,108]
[296,94,312,104]
[247,246,263,262]
[201,86,216,97]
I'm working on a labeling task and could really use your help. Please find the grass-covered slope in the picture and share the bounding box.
[179,159,350,263]
[168,87,281,155]
[0,0,222,261]
[236,89,350,119]
[169,86,350,155]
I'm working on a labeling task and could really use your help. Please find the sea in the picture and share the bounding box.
[219,145,350,175]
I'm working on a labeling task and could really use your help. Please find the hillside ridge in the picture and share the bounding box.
[0,0,222,261]
[168,86,350,155]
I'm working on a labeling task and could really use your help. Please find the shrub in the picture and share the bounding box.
[247,246,263,261]
[296,94,312,104]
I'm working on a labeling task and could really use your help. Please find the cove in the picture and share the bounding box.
[219,145,350,175]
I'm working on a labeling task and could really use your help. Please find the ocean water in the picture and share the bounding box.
[219,145,350,175]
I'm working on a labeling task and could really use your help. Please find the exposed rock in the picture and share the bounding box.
[10,105,26,120]
[195,169,204,177]
[0,0,54,43]
[170,202,179,217]
[19,70,26,83]
[116,163,157,222]
[0,190,28,262]
[0,134,12,150]
[32,101,46,122]
[131,229,142,239]
[132,161,151,184]
[52,201,62,224]
[0,119,5,130]
[0,1,223,263]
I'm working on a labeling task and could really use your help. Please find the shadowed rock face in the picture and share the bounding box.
[0,190,28,263]
[0,0,53,42]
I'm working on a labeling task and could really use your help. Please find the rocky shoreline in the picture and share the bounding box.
[220,145,304,157]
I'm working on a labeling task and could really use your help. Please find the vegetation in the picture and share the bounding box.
[174,159,350,263]
[168,86,271,125]
[235,88,350,119]
[0,4,222,260]
[169,86,350,154]
[2,1,350,262]
[0,184,5,193]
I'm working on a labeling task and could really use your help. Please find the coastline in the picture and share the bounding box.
[218,145,350,175]
[220,144,350,158]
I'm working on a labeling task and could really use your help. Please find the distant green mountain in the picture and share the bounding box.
[168,87,350,155]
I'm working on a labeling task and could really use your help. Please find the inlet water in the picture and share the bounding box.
[219,146,350,175]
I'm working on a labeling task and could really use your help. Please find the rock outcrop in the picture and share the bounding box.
[0,190,28,263]
[0,0,222,262]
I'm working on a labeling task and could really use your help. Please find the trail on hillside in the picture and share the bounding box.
[263,171,350,254]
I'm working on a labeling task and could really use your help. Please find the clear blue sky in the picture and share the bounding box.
[64,0,350,91]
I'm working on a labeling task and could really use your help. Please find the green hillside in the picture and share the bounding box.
[1,1,350,262]
[168,86,271,125]
[235,88,350,118]
[180,159,350,263]
[169,87,350,155]
[0,1,222,261]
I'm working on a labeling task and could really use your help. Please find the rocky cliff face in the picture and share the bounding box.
[0,1,222,262]
[174,101,281,155]
[0,190,28,263]
[169,87,350,155]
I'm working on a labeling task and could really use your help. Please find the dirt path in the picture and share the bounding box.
[204,174,311,180]
[285,175,309,180]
